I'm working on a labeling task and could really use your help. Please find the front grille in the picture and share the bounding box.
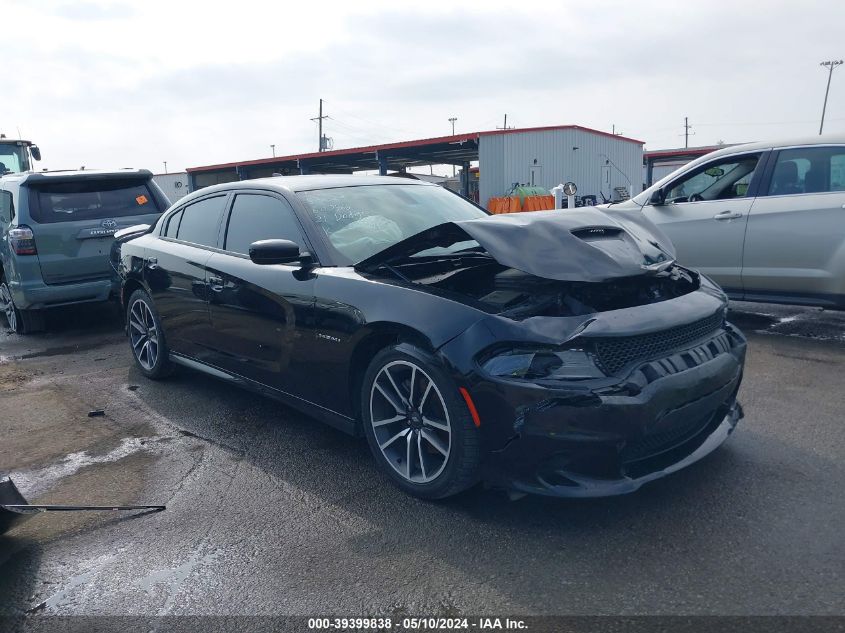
[592,312,725,375]
[621,406,727,479]
[621,412,714,463]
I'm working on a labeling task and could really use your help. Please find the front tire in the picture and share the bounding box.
[127,289,173,379]
[0,278,45,334]
[361,345,480,499]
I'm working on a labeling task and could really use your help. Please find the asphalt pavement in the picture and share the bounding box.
[0,300,843,616]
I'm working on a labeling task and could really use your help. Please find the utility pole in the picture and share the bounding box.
[270,144,275,158]
[683,117,693,148]
[819,60,843,135]
[311,99,329,151]
[163,161,167,174]
[496,114,513,130]
[448,117,458,176]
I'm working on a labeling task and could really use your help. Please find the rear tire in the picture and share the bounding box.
[0,278,45,334]
[361,345,481,499]
[127,289,173,379]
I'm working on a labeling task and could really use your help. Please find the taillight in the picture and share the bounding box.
[9,225,37,255]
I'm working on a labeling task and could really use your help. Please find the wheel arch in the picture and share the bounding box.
[121,276,148,311]
[347,322,436,430]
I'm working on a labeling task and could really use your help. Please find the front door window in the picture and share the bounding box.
[665,154,760,203]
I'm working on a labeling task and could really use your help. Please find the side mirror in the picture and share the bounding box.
[30,145,41,162]
[649,188,667,206]
[249,239,303,265]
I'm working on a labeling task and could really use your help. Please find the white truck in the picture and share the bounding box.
[0,136,41,174]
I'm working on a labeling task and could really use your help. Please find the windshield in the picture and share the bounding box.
[0,145,28,174]
[296,183,488,263]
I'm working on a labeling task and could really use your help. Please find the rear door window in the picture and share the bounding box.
[175,195,226,248]
[767,146,845,195]
[30,178,162,223]
[224,193,304,255]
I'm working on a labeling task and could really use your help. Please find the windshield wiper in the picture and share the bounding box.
[413,251,493,262]
[382,263,411,282]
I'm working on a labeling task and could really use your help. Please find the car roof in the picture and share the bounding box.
[183,174,434,201]
[702,133,845,159]
[639,133,845,197]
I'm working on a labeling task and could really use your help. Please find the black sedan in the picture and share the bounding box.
[115,175,746,499]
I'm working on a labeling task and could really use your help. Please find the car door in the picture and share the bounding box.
[147,193,227,362]
[641,152,764,294]
[205,191,316,396]
[742,145,845,302]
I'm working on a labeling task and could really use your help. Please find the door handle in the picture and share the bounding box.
[713,210,742,221]
[208,275,224,292]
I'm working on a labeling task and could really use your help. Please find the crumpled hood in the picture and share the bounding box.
[356,207,677,282]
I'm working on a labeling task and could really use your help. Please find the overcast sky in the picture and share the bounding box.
[2,0,843,173]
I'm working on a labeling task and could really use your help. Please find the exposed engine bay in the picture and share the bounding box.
[385,257,700,319]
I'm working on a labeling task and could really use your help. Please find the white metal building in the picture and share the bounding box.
[478,127,643,207]
[153,172,190,206]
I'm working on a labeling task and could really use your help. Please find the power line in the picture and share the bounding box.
[325,103,411,136]
[325,117,395,148]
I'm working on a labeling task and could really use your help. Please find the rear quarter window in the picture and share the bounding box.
[164,208,183,238]
[29,178,162,224]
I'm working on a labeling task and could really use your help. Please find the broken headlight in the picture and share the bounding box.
[481,347,605,381]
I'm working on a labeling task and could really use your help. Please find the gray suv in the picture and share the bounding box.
[0,169,169,333]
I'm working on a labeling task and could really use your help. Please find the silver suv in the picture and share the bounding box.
[623,135,845,309]
[0,169,169,333]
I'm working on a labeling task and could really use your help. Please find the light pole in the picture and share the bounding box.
[819,60,843,135]
[271,144,276,158]
[163,161,167,174]
[448,117,457,176]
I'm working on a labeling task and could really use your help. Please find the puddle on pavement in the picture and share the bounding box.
[9,436,162,498]
[27,553,117,613]
[727,310,779,330]
[137,546,222,613]
[728,307,845,342]
[16,338,123,360]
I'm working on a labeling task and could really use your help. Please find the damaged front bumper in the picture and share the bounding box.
[445,323,747,498]
[494,400,743,498]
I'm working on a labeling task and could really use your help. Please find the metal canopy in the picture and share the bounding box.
[189,134,480,179]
